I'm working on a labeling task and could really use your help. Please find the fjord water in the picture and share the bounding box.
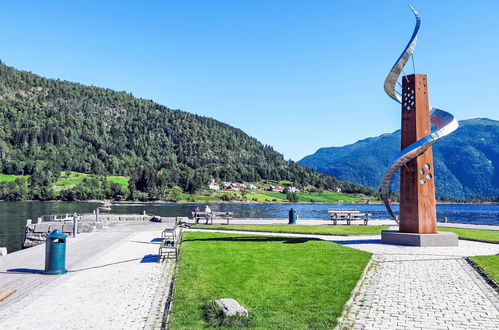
[0,202,498,254]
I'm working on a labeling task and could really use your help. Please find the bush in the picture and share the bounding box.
[286,192,298,202]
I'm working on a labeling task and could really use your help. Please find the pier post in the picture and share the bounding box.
[73,213,78,237]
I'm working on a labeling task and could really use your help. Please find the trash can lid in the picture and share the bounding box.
[47,229,68,239]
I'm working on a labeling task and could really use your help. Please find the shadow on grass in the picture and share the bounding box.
[183,236,319,244]
[331,239,383,245]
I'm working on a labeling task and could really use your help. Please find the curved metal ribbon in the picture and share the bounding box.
[380,6,459,221]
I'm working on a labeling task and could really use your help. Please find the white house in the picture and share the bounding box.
[208,180,220,190]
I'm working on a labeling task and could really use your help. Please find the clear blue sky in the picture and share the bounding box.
[1,1,498,160]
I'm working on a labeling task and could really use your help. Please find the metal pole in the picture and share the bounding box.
[73,213,78,237]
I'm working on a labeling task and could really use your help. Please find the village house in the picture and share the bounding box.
[287,186,300,193]
[230,183,242,191]
[208,180,220,190]
[268,186,284,192]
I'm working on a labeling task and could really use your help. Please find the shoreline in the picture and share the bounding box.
[1,199,498,206]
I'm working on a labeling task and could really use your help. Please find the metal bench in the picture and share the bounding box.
[328,209,371,225]
[158,239,177,260]
[158,223,182,261]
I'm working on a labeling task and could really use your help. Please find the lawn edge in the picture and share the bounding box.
[189,226,388,237]
[459,237,499,245]
[335,256,377,329]
[465,257,499,293]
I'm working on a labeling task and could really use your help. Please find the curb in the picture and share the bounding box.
[460,238,499,245]
[334,255,377,329]
[465,257,499,294]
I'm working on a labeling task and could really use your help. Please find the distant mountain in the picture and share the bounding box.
[298,118,499,199]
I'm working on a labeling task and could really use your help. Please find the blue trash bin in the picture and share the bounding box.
[288,208,297,224]
[43,229,68,275]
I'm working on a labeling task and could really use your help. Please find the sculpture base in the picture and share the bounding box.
[381,230,458,247]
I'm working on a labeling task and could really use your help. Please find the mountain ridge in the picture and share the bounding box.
[298,118,499,199]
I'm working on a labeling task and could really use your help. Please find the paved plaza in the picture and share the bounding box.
[0,224,497,329]
[335,239,499,329]
[0,223,174,329]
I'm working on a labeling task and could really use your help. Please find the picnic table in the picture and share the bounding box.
[192,211,233,225]
[327,209,371,225]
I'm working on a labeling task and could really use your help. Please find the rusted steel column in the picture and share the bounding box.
[399,74,437,233]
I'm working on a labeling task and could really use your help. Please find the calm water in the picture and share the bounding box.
[1,202,498,253]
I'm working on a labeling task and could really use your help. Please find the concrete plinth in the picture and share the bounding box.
[381,230,458,247]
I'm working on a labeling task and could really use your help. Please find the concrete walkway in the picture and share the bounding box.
[0,222,174,329]
[189,228,499,329]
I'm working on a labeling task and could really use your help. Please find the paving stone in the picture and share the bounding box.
[336,238,499,329]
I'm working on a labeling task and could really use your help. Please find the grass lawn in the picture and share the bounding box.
[105,175,129,187]
[192,224,389,236]
[439,227,499,243]
[169,231,372,328]
[296,191,376,203]
[53,171,88,186]
[470,255,499,283]
[0,174,30,182]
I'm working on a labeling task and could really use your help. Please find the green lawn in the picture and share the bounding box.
[439,227,499,243]
[470,255,499,283]
[105,175,129,187]
[53,171,88,186]
[169,231,371,328]
[0,174,30,182]
[192,224,389,236]
[296,191,374,203]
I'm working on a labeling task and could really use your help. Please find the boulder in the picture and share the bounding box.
[214,298,248,317]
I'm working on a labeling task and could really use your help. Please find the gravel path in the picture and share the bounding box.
[0,230,174,329]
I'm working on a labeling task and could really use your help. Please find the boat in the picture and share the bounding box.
[98,201,112,212]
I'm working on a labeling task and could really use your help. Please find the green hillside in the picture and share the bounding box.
[0,64,376,201]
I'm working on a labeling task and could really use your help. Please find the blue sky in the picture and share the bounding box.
[1,1,498,160]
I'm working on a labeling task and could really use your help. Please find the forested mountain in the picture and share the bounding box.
[298,118,499,199]
[0,63,374,199]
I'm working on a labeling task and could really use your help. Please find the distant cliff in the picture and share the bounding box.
[298,118,499,199]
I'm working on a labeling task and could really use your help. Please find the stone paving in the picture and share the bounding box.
[333,239,499,329]
[0,229,174,329]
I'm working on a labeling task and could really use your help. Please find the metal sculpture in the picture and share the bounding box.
[380,6,458,224]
